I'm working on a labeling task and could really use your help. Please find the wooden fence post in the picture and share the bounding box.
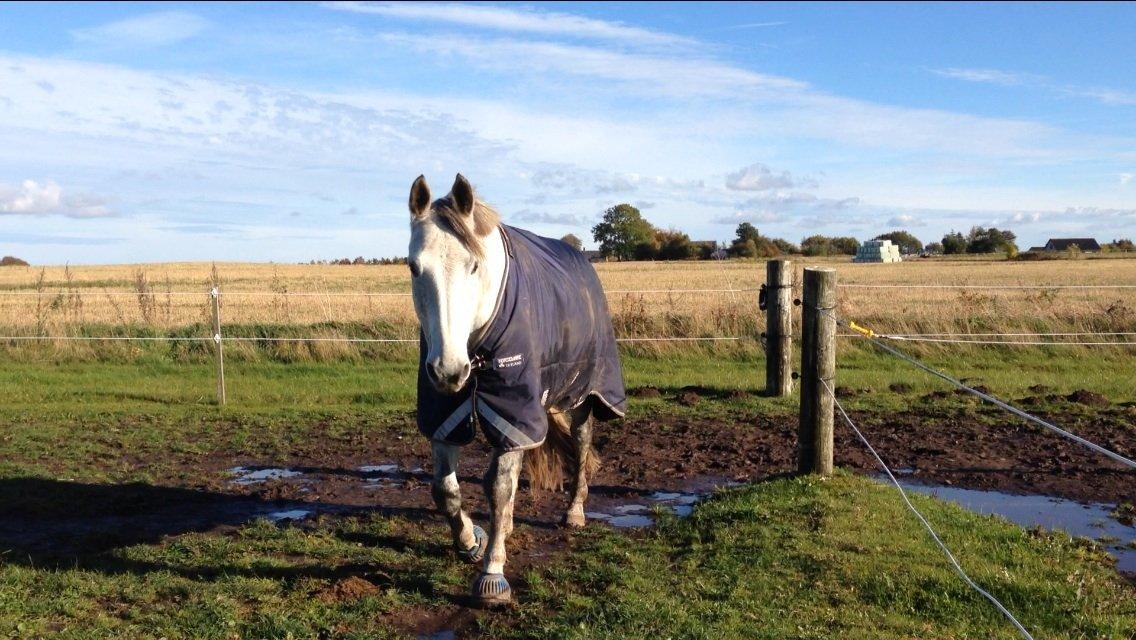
[211,287,226,405]
[765,260,793,397]
[798,267,835,475]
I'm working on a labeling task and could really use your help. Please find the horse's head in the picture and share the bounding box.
[408,174,502,395]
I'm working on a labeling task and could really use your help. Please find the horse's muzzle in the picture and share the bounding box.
[426,358,471,394]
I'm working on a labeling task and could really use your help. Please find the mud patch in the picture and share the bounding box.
[888,383,912,394]
[318,576,381,603]
[675,391,701,406]
[1068,389,1110,408]
[629,386,662,399]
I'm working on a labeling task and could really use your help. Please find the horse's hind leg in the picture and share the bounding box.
[431,441,485,564]
[471,448,522,606]
[563,402,595,529]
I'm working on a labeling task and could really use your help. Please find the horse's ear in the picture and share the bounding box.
[451,173,475,216]
[409,175,431,219]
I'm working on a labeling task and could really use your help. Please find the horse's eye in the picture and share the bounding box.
[471,261,479,275]
[409,261,421,278]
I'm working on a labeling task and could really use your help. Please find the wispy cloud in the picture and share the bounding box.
[711,211,781,225]
[724,21,788,30]
[0,179,113,218]
[1121,173,1134,185]
[934,67,1136,106]
[325,1,694,47]
[70,11,210,49]
[887,214,921,227]
[509,209,591,226]
[726,163,799,191]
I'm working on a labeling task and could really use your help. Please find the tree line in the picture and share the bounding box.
[580,202,1133,261]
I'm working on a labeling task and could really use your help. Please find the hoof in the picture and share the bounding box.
[471,572,512,607]
[561,511,586,529]
[454,525,487,564]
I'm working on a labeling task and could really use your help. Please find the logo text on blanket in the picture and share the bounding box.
[496,353,524,369]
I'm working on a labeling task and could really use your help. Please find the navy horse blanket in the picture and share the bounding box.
[417,225,627,451]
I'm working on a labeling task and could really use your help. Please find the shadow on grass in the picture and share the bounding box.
[0,477,451,584]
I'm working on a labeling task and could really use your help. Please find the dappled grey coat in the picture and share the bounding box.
[417,225,627,451]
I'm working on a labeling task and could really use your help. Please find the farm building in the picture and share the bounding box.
[1043,238,1101,252]
[853,239,902,263]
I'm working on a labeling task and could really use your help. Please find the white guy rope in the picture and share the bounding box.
[839,284,1136,290]
[828,311,1136,470]
[820,378,1035,640]
[0,287,760,297]
[0,336,210,342]
[0,335,746,344]
[874,337,1136,346]
[850,332,1136,337]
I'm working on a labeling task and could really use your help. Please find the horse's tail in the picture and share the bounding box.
[524,409,601,492]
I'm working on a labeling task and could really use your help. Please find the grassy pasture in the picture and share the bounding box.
[1,255,1134,638]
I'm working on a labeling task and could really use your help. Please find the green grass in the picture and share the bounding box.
[3,475,1132,639]
[1,350,1134,637]
[1,513,468,639]
[486,473,1136,639]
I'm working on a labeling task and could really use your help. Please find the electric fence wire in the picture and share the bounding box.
[824,309,1136,470]
[820,377,1035,640]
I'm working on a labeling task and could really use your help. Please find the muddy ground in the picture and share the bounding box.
[2,387,1133,637]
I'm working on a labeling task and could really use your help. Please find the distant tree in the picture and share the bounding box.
[925,242,944,255]
[801,235,832,257]
[873,230,923,255]
[770,238,800,255]
[592,204,656,261]
[830,237,860,255]
[965,226,1017,255]
[560,233,583,251]
[655,228,696,260]
[693,240,719,260]
[941,231,967,255]
[800,235,858,257]
[0,256,28,266]
[726,223,785,258]
[1106,238,1135,252]
[735,222,762,244]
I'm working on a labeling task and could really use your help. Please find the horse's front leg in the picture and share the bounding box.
[471,448,522,606]
[431,441,486,564]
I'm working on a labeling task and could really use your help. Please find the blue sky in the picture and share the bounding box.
[0,1,1134,264]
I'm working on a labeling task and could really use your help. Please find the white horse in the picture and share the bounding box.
[408,173,624,606]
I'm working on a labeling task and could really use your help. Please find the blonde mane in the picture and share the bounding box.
[430,196,500,259]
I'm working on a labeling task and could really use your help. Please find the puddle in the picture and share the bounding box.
[228,467,303,485]
[894,480,1136,573]
[418,631,454,640]
[266,509,312,522]
[359,462,409,489]
[358,464,400,474]
[588,478,738,528]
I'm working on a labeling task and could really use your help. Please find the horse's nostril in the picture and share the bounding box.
[426,359,442,383]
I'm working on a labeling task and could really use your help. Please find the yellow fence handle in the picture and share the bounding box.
[848,321,876,339]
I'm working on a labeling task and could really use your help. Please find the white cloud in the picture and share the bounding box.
[509,210,590,225]
[724,21,788,30]
[933,67,1035,86]
[1005,212,1041,224]
[1120,173,1133,185]
[726,163,796,191]
[935,67,1136,107]
[0,179,113,218]
[887,215,921,227]
[324,1,694,47]
[711,211,781,224]
[71,11,210,48]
